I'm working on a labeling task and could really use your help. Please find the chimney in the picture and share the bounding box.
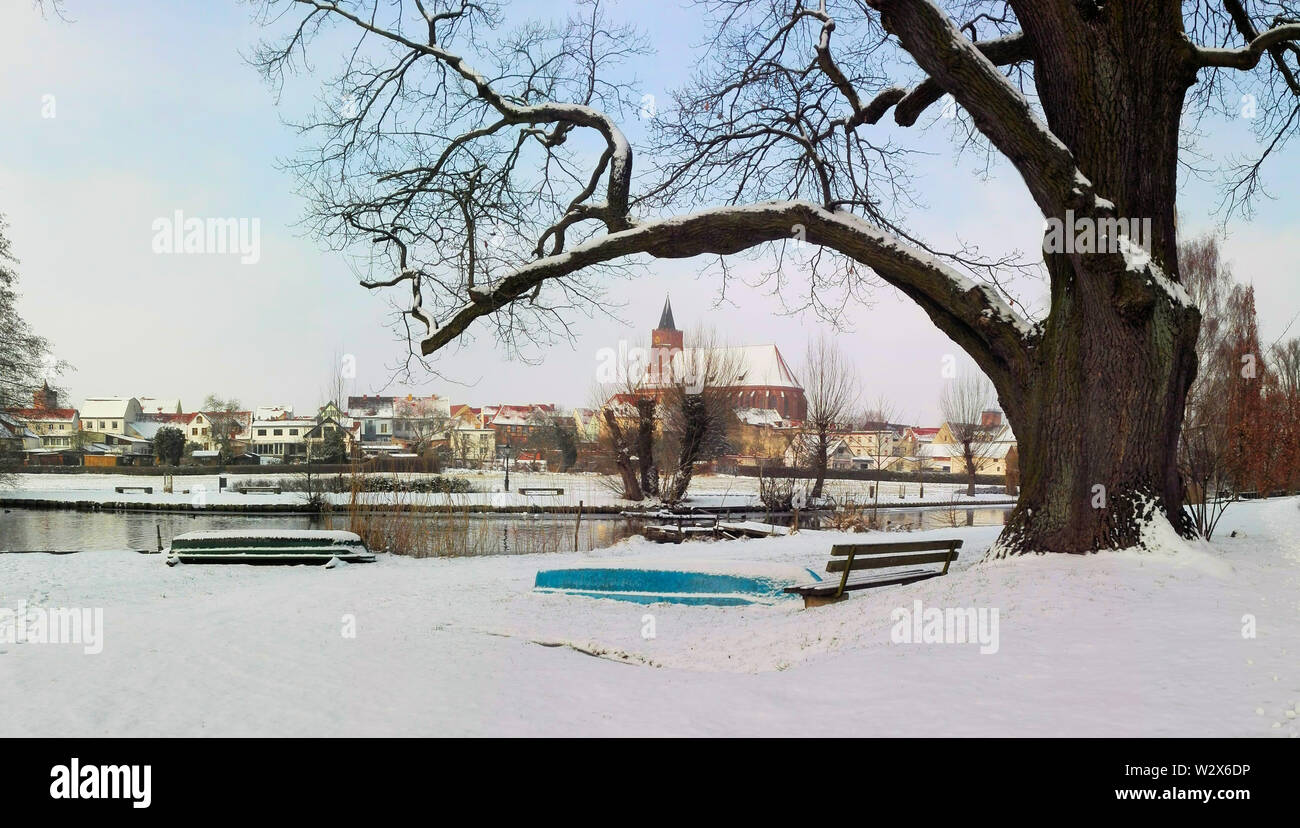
[980,409,1002,428]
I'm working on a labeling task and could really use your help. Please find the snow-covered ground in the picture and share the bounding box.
[0,470,1013,511]
[1,496,1296,736]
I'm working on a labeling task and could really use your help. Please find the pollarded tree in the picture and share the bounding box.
[253,0,1300,555]
[940,374,1001,497]
[801,333,859,499]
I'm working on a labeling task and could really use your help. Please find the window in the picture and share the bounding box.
[98,421,105,430]
[112,421,118,429]
[273,429,283,436]
[289,429,298,436]
[257,428,266,436]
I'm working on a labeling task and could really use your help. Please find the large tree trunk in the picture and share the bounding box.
[989,1,1201,555]
[996,288,1199,555]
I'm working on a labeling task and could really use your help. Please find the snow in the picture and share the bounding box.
[1,495,1297,736]
[170,529,363,543]
[1117,235,1194,309]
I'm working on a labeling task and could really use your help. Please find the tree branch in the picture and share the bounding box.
[1191,20,1300,88]
[864,0,1080,217]
[421,201,1036,396]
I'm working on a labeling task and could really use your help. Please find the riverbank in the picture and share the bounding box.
[1,470,1016,515]
[2,497,1296,736]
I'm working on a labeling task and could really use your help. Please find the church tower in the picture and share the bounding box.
[33,380,58,410]
[651,296,683,351]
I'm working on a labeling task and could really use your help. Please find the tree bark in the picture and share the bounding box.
[988,0,1202,555]
[811,433,829,499]
[962,445,977,497]
[602,408,642,501]
[635,398,657,496]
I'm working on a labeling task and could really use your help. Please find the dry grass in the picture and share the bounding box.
[332,466,581,557]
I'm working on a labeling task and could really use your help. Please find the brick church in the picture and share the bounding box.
[632,296,808,421]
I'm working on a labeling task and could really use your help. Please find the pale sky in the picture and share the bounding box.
[2,1,1297,425]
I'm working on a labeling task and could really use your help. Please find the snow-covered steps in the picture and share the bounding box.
[164,529,376,566]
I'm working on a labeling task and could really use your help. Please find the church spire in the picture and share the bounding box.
[657,295,676,331]
[651,294,684,353]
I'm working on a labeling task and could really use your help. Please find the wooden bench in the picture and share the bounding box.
[236,485,282,495]
[518,487,564,495]
[114,486,153,494]
[785,539,962,608]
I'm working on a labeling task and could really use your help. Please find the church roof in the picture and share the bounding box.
[656,296,676,331]
[640,344,804,390]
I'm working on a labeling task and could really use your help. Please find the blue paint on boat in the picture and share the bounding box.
[533,567,795,605]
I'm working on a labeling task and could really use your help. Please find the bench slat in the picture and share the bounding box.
[830,539,962,556]
[785,569,937,596]
[826,550,958,572]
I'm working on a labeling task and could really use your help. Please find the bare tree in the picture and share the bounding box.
[397,397,454,456]
[591,348,657,501]
[657,330,741,504]
[801,333,858,499]
[939,374,999,497]
[0,215,63,411]
[600,403,643,501]
[253,0,1300,554]
[859,395,900,521]
[201,395,245,462]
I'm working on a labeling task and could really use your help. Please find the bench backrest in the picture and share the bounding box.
[826,539,962,576]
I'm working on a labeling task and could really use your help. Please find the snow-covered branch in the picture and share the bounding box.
[1191,23,1300,73]
[864,0,1080,217]
[422,201,1037,394]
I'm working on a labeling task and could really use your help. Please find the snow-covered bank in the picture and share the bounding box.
[1,497,1296,736]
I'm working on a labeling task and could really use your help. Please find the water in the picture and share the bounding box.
[0,508,637,556]
[0,505,1011,556]
[859,506,1011,531]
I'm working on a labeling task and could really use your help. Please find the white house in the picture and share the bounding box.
[249,417,318,461]
[80,397,143,436]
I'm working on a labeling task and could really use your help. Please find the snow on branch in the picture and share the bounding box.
[864,0,1081,217]
[1191,22,1300,77]
[421,201,1037,393]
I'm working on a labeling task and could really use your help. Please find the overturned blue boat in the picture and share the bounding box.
[165,530,376,566]
[533,567,796,606]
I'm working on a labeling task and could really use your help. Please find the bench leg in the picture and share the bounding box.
[803,593,846,609]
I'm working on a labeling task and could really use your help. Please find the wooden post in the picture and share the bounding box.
[156,524,163,552]
[575,500,583,551]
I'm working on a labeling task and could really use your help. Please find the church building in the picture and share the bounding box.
[630,296,808,421]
